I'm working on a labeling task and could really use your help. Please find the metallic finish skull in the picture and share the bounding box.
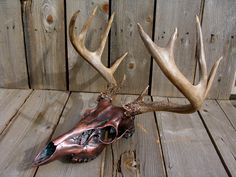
[33,94,135,166]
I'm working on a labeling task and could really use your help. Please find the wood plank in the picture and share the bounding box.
[230,100,236,107]
[0,0,28,88]
[67,1,109,92]
[110,0,154,94]
[103,95,166,177]
[151,0,202,96]
[0,89,32,134]
[153,97,228,177]
[218,100,236,129]
[21,0,66,90]
[200,0,236,99]
[200,100,236,176]
[0,90,69,177]
[35,92,104,177]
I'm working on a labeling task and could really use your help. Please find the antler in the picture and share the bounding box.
[124,16,222,115]
[69,7,127,86]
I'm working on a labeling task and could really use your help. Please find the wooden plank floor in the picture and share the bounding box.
[0,89,235,177]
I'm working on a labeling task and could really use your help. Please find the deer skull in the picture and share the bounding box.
[33,93,136,165]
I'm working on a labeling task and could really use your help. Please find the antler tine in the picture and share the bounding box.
[195,16,223,97]
[205,56,223,97]
[96,13,115,57]
[136,85,149,102]
[79,7,98,44]
[124,16,222,115]
[196,16,207,85]
[69,7,127,86]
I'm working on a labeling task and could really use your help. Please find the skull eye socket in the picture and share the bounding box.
[99,126,117,144]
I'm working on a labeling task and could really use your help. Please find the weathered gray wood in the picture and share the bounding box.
[0,0,28,88]
[110,0,154,94]
[230,100,236,107]
[218,100,236,129]
[200,100,236,176]
[200,0,236,99]
[0,90,69,177]
[35,92,104,177]
[153,97,228,177]
[0,89,32,134]
[152,0,202,97]
[67,1,109,92]
[103,95,166,177]
[22,0,66,90]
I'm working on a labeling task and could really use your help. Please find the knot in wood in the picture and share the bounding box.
[46,15,54,24]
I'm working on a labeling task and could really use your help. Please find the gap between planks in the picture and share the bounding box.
[0,89,33,135]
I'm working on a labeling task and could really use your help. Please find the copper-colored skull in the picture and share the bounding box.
[33,95,135,166]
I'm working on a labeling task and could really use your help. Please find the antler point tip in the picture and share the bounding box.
[196,16,200,23]
[137,23,141,28]
[92,6,98,14]
[174,28,178,34]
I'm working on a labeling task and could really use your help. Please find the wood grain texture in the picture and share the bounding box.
[200,0,236,99]
[0,0,28,88]
[0,90,69,177]
[67,0,109,92]
[35,92,105,177]
[153,97,228,177]
[199,100,236,176]
[151,0,201,97]
[0,89,32,134]
[22,0,66,90]
[110,0,154,94]
[103,95,166,177]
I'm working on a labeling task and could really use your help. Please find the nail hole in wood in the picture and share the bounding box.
[210,34,215,43]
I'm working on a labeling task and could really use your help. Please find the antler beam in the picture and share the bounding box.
[69,7,127,86]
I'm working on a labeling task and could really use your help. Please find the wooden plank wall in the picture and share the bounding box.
[110,0,154,94]
[0,0,28,88]
[0,0,235,99]
[21,0,67,90]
